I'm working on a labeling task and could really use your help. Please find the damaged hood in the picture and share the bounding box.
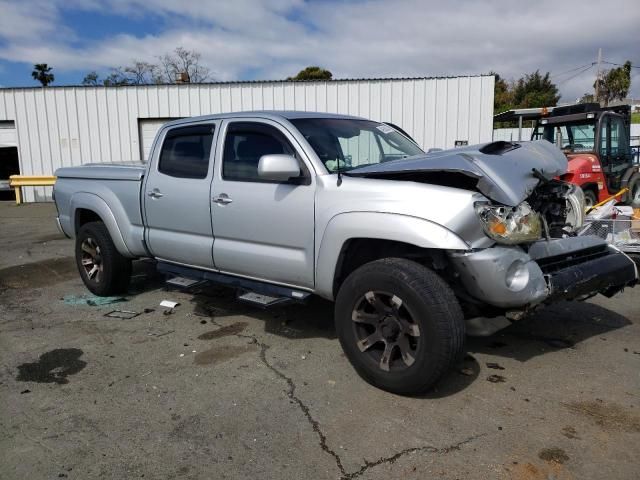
[346,140,567,206]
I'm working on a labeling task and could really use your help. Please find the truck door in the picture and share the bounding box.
[599,115,631,193]
[143,121,219,268]
[210,119,315,288]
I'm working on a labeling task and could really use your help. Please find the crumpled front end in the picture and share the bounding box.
[449,236,638,311]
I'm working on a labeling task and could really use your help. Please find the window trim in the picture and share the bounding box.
[220,120,311,185]
[157,123,216,180]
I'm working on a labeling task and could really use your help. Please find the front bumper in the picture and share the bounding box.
[450,236,638,309]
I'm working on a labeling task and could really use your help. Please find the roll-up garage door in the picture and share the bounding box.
[138,118,181,161]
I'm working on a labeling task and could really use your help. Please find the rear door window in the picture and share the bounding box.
[158,125,214,179]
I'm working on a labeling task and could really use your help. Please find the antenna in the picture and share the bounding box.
[336,154,342,186]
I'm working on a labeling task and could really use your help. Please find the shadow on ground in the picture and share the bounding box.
[467,300,631,362]
[186,284,336,340]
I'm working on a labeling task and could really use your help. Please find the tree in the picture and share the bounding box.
[82,71,100,86]
[81,47,212,86]
[288,66,333,81]
[102,68,131,87]
[31,64,54,86]
[578,93,595,104]
[594,61,632,106]
[156,47,211,83]
[492,70,560,123]
[511,70,560,108]
[492,72,514,114]
[123,61,157,85]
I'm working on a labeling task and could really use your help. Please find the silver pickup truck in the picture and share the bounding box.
[54,111,637,394]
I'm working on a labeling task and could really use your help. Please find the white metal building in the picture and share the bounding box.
[0,75,495,202]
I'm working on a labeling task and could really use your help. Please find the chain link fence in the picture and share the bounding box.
[579,218,640,253]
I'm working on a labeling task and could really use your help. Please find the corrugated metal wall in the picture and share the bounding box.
[0,75,494,202]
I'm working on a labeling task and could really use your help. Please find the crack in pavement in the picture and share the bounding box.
[256,341,347,475]
[207,317,486,479]
[343,433,486,479]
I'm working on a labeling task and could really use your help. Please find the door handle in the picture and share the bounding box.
[147,189,163,199]
[212,194,232,205]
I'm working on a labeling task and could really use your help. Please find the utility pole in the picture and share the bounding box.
[595,48,602,104]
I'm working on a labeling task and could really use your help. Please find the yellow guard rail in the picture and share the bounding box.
[8,175,56,205]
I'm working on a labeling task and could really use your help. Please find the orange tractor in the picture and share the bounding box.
[495,103,639,207]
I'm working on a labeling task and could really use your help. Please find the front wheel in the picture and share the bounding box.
[335,258,465,395]
[626,174,640,205]
[583,190,598,208]
[75,221,132,296]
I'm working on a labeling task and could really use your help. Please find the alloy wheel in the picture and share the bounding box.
[80,237,103,283]
[351,291,421,372]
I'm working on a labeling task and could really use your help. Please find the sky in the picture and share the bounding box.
[0,0,638,102]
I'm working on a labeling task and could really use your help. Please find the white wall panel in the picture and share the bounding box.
[0,75,494,201]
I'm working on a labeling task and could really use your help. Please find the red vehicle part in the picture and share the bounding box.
[563,153,609,205]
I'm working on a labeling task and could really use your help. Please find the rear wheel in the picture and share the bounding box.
[75,221,131,296]
[335,258,465,395]
[583,190,598,208]
[627,174,640,205]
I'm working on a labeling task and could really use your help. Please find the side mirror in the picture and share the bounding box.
[258,154,300,182]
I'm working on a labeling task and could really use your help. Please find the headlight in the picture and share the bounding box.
[475,201,542,244]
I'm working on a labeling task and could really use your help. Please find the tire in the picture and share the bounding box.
[583,189,598,208]
[75,221,131,296]
[626,174,640,205]
[334,258,465,395]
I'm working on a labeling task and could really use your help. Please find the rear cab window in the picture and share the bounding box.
[158,124,215,179]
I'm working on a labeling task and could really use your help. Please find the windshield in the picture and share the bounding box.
[533,120,597,153]
[290,118,424,172]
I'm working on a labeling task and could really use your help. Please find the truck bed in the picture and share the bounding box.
[54,162,148,258]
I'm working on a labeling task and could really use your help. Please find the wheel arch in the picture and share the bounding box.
[315,212,469,300]
[70,193,133,257]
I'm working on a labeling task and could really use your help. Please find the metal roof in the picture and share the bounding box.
[0,74,493,92]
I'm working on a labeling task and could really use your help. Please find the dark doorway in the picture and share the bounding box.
[0,147,20,201]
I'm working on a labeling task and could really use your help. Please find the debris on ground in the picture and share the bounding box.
[103,310,140,319]
[160,300,179,309]
[152,330,175,338]
[486,362,505,370]
[487,374,506,383]
[160,300,178,315]
[63,294,127,307]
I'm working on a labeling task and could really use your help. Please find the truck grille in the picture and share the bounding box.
[535,244,610,275]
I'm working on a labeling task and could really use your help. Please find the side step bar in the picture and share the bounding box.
[157,261,311,306]
[236,291,292,308]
